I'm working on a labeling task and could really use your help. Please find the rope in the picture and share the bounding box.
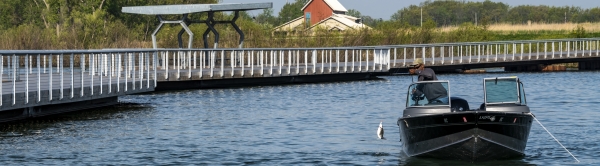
[530,113,580,163]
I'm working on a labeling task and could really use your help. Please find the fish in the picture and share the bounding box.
[377,121,385,139]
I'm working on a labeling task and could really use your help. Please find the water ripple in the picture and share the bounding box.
[0,72,599,165]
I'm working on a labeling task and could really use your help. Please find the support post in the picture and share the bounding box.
[231,11,245,48]
[177,14,194,49]
[203,12,220,49]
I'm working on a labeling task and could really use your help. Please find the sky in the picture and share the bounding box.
[221,0,597,20]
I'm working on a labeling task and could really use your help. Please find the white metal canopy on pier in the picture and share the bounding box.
[121,2,273,49]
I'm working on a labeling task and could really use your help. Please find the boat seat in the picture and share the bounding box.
[479,103,486,111]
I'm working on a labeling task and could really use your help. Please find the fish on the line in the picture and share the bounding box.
[377,121,385,139]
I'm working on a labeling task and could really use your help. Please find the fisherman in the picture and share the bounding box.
[410,58,449,104]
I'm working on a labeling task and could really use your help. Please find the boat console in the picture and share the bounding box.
[404,77,528,117]
[481,77,529,113]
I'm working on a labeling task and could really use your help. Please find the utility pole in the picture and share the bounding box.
[420,7,423,27]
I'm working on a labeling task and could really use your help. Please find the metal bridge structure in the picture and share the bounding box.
[122,2,273,49]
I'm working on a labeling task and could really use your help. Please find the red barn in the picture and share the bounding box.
[274,0,369,33]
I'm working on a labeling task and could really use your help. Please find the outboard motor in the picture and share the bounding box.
[450,97,469,112]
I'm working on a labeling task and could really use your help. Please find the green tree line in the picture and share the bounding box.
[391,0,600,27]
[255,0,600,28]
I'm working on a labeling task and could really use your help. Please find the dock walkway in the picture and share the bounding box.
[385,38,600,72]
[3,38,600,122]
[0,50,156,122]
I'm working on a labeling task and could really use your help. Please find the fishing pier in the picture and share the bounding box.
[0,50,156,122]
[386,38,600,73]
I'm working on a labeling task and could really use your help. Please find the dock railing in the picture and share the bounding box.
[0,50,157,110]
[0,47,391,109]
[384,38,600,67]
[150,47,390,80]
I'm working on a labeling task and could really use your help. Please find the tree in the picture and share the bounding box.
[277,0,307,25]
[256,8,277,26]
[347,9,361,18]
[361,16,384,27]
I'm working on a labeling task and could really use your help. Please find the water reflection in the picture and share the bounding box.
[0,71,598,165]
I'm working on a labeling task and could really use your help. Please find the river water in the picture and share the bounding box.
[0,71,598,165]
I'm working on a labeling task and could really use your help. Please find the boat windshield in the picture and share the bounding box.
[406,81,450,107]
[484,77,526,105]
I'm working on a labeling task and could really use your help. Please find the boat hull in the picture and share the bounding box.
[398,112,533,162]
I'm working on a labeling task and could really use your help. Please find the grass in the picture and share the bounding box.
[2,21,600,50]
[441,22,600,33]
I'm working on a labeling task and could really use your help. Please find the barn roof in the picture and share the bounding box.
[301,0,348,12]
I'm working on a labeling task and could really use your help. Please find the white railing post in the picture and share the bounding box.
[460,45,463,63]
[520,43,523,60]
[477,44,481,62]
[280,50,284,75]
[49,54,53,101]
[287,50,291,75]
[442,46,445,64]
[12,54,16,105]
[451,46,454,64]
[146,52,150,89]
[536,42,539,59]
[59,54,64,100]
[552,42,556,59]
[304,50,308,74]
[108,53,112,94]
[571,40,575,56]
[468,45,472,63]
[387,49,391,70]
[0,55,2,106]
[101,53,104,94]
[512,43,516,61]
[544,42,547,59]
[352,50,355,72]
[270,50,274,72]
[125,53,128,92]
[421,47,425,65]
[116,53,120,93]
[70,53,74,98]
[250,51,254,76]
[495,44,498,61]
[25,54,29,104]
[37,54,42,101]
[393,48,397,67]
[432,47,436,65]
[336,50,340,73]
[528,42,532,60]
[344,50,348,73]
[358,50,362,72]
[80,54,84,97]
[403,48,407,66]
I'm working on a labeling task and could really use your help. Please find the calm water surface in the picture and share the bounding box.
[0,71,599,165]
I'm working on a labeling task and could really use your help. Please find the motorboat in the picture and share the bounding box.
[397,76,533,162]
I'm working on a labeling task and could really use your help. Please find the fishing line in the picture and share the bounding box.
[529,113,580,163]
